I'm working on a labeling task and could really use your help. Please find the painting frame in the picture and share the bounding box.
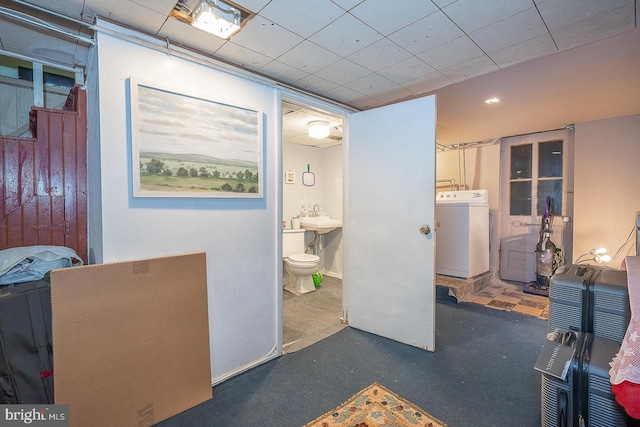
[129,77,263,198]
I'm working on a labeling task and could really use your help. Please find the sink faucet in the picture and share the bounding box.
[312,204,320,217]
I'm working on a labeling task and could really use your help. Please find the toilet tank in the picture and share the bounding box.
[283,229,305,257]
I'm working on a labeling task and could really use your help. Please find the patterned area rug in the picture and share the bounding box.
[303,382,447,427]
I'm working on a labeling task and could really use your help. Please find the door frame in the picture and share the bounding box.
[499,127,575,282]
[279,90,354,352]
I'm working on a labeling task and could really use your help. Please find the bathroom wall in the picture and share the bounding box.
[283,142,344,278]
[283,143,326,221]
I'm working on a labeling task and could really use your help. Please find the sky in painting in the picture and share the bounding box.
[136,84,260,164]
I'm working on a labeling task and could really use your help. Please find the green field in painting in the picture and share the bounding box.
[138,152,259,194]
[139,173,259,193]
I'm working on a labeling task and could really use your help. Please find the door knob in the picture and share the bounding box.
[419,225,431,235]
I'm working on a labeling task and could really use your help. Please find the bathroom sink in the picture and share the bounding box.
[299,216,342,234]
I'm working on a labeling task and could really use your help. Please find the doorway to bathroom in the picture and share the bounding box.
[281,100,346,353]
[280,96,437,353]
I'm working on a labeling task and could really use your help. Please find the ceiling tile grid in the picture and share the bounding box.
[0,0,638,146]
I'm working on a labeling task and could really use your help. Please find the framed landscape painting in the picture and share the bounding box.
[129,78,263,198]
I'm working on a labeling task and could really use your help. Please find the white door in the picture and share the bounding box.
[344,96,436,351]
[499,128,574,282]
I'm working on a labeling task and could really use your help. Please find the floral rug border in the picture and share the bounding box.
[303,382,448,427]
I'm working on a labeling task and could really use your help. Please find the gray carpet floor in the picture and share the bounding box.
[158,286,548,427]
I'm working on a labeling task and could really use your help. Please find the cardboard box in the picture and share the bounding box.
[50,253,212,427]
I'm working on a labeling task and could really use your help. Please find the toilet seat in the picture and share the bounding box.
[287,253,319,265]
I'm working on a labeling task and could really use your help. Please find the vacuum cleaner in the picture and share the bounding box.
[524,196,563,296]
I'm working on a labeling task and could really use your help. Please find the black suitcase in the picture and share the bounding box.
[541,330,627,426]
[0,277,54,404]
[549,265,630,342]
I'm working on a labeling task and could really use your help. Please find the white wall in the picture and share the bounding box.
[323,145,344,277]
[574,115,640,267]
[88,23,281,383]
[282,144,326,221]
[436,114,640,275]
[282,143,343,277]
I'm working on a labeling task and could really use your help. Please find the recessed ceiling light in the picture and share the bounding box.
[484,97,500,104]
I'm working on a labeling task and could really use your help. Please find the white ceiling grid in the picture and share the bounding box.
[0,0,637,147]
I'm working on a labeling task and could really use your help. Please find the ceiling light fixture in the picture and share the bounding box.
[484,97,500,104]
[191,0,242,39]
[308,121,330,139]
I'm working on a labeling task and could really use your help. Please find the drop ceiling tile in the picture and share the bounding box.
[432,0,457,7]
[439,54,500,83]
[259,0,346,38]
[92,0,169,33]
[369,85,415,105]
[537,0,632,31]
[417,36,484,69]
[230,16,303,59]
[159,19,226,54]
[309,12,381,56]
[277,40,341,74]
[377,57,436,84]
[314,59,371,85]
[348,93,385,109]
[346,38,412,72]
[488,33,557,68]
[330,0,366,11]
[295,74,340,94]
[259,60,310,84]
[470,7,548,53]
[347,72,397,96]
[349,0,438,35]
[387,10,465,55]
[326,85,368,105]
[131,0,176,16]
[402,71,453,95]
[551,3,636,50]
[234,0,271,13]
[214,43,273,70]
[442,0,532,33]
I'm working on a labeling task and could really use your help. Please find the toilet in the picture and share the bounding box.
[283,229,319,294]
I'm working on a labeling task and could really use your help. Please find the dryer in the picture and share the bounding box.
[435,189,490,279]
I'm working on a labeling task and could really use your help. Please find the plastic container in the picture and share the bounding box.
[312,270,323,288]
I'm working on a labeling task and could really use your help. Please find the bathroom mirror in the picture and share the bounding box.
[302,164,315,186]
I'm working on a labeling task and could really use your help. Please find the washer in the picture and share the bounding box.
[435,189,490,279]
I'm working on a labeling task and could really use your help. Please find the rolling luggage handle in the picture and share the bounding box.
[579,267,598,334]
[557,390,568,427]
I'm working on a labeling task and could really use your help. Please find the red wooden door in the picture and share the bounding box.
[0,85,87,263]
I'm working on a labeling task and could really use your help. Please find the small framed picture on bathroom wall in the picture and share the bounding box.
[285,171,296,184]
